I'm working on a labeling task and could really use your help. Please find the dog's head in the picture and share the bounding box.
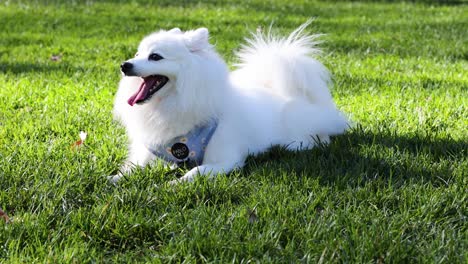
[120,27,218,107]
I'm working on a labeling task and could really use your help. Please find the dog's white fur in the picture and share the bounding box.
[111,21,348,183]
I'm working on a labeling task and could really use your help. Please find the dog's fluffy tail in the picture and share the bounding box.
[235,20,335,107]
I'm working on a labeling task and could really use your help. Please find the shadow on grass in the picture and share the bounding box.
[244,125,466,188]
[0,61,103,75]
[23,0,467,5]
[0,62,67,74]
[116,0,467,7]
[331,72,468,94]
[325,0,466,5]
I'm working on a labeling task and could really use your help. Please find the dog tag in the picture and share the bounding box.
[171,143,189,160]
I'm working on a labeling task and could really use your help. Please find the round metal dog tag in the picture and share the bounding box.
[171,143,189,160]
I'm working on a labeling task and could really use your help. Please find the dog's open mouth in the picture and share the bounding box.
[127,75,169,106]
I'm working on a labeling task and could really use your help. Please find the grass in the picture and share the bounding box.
[0,0,467,262]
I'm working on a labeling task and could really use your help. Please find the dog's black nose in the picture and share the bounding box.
[120,62,133,74]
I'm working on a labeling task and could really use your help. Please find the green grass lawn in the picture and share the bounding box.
[1,0,467,262]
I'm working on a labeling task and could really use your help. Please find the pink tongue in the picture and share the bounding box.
[127,78,158,106]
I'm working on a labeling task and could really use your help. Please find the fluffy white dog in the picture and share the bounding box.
[111,21,348,183]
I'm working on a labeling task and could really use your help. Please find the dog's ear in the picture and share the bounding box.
[168,28,182,34]
[184,28,209,52]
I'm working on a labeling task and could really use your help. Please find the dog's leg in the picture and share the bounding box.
[170,161,244,184]
[109,141,154,183]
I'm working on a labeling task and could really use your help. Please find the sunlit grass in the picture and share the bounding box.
[0,0,467,262]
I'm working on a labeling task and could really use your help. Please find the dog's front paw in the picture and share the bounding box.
[167,179,180,186]
[108,163,136,184]
[168,173,196,185]
[107,174,124,184]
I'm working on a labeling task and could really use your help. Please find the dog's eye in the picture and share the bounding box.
[148,53,164,61]
[134,53,139,57]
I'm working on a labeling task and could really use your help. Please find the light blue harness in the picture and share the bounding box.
[146,119,218,169]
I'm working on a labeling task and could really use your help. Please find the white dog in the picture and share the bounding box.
[111,21,348,183]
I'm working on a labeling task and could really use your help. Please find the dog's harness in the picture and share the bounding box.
[145,119,218,169]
